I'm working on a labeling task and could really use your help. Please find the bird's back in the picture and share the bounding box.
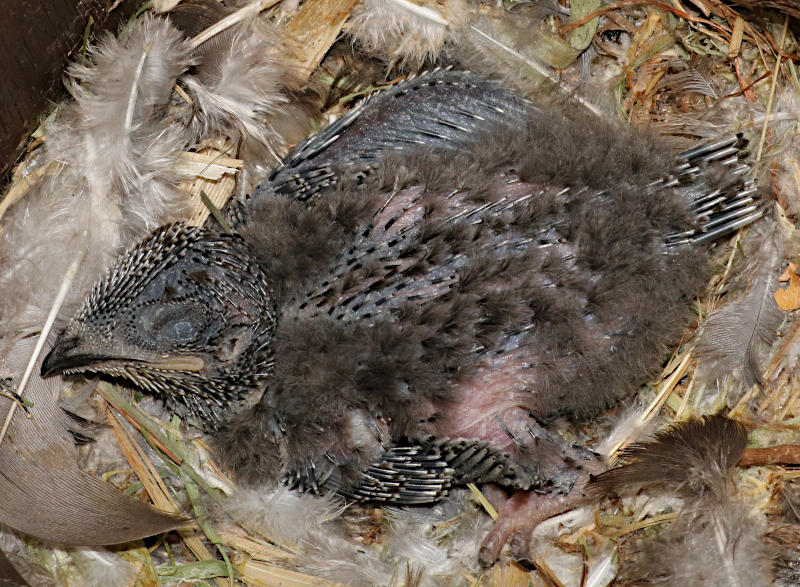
[239,75,710,442]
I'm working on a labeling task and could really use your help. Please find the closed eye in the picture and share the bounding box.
[134,303,212,348]
[164,319,197,342]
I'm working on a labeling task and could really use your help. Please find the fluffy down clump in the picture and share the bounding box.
[348,0,472,67]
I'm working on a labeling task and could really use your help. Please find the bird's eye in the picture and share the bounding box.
[134,303,210,347]
[166,319,196,341]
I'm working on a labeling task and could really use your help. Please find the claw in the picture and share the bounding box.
[509,531,532,562]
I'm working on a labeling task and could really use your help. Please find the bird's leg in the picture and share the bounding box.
[478,472,597,567]
[478,419,606,567]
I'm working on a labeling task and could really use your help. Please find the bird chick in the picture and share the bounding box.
[41,71,761,564]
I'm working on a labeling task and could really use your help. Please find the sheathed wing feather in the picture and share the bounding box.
[285,438,522,505]
[248,70,529,205]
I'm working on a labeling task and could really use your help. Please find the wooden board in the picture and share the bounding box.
[0,0,139,179]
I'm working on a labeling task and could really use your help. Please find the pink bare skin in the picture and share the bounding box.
[440,355,608,567]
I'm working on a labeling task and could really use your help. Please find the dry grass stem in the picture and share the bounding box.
[288,0,361,73]
[756,15,790,162]
[468,483,499,520]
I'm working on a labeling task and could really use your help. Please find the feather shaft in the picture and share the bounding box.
[189,0,279,49]
[124,43,151,133]
[388,0,448,26]
[468,25,602,117]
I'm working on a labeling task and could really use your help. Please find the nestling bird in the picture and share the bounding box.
[41,70,761,564]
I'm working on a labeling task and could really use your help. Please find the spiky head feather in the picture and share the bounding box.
[43,223,276,426]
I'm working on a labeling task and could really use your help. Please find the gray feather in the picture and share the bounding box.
[0,14,195,545]
[0,339,185,545]
[594,416,772,586]
[696,222,785,387]
[618,500,773,586]
[589,415,748,497]
[178,12,314,190]
[655,60,718,99]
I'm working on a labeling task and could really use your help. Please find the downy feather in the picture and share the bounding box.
[0,16,194,336]
[223,486,344,545]
[347,0,471,68]
[224,487,490,585]
[590,415,748,496]
[178,13,313,190]
[619,500,773,586]
[47,15,194,243]
[695,221,785,388]
[0,15,193,545]
[592,416,773,586]
[771,482,800,585]
[66,548,139,587]
[225,488,396,584]
[381,496,491,580]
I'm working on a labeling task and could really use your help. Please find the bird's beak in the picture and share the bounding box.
[40,337,113,376]
[40,337,208,377]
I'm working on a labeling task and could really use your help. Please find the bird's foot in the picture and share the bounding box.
[477,464,601,568]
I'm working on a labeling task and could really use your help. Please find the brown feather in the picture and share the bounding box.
[589,415,748,497]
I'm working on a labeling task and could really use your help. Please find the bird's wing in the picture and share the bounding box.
[288,172,570,325]
[281,126,761,323]
[284,438,523,505]
[244,69,529,205]
[663,134,761,246]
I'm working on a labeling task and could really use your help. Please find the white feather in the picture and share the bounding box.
[1,15,193,337]
[225,487,395,583]
[224,487,344,545]
[223,487,498,585]
[622,499,773,586]
[68,548,139,587]
[48,16,194,241]
[347,0,470,67]
[382,493,490,580]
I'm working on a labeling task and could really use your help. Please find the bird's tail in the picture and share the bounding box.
[662,134,763,247]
